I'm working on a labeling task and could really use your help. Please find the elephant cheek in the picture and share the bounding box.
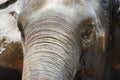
[22,17,81,80]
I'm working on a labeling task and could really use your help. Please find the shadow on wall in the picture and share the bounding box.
[0,67,22,80]
[110,68,120,80]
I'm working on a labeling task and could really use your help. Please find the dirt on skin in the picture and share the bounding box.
[0,38,23,73]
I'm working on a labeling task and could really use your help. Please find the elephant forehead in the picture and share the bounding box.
[18,0,99,13]
[18,0,100,28]
[22,0,98,22]
[39,0,94,15]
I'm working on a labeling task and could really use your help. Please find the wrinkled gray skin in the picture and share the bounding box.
[17,0,118,80]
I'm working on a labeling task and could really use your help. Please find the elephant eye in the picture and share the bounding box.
[83,25,93,37]
[81,20,96,46]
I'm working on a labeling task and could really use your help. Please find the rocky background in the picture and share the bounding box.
[0,0,23,76]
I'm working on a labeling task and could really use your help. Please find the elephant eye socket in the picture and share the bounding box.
[80,19,96,46]
[83,25,93,37]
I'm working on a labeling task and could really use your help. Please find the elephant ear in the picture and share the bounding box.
[109,0,120,78]
[109,0,120,29]
[109,0,120,67]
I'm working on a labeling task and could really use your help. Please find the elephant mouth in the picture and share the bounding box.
[22,14,81,80]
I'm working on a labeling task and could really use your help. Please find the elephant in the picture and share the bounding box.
[17,0,120,80]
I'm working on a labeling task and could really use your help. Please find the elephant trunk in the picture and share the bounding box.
[22,15,81,80]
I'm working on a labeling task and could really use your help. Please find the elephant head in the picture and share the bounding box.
[17,0,112,80]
